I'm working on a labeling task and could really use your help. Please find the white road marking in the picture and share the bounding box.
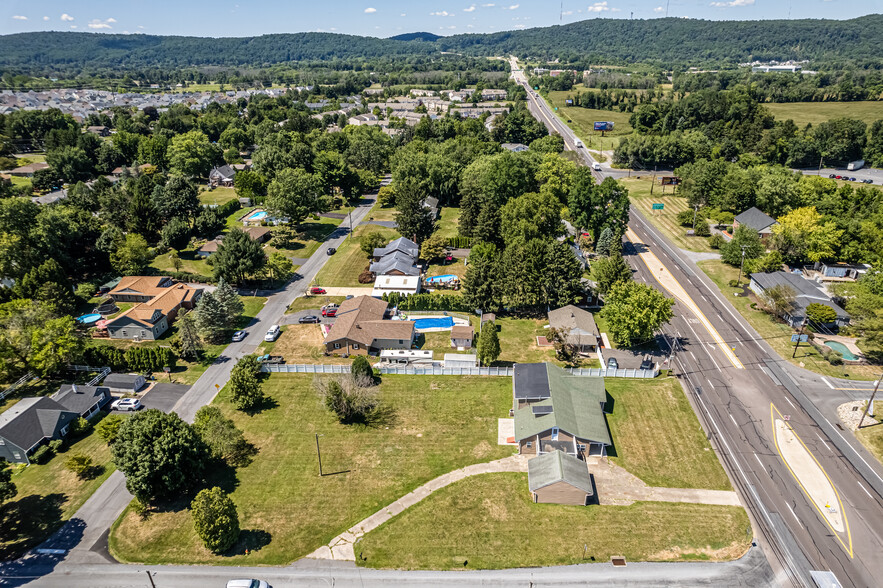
[821,415,883,487]
[786,503,803,528]
[785,396,796,409]
[729,413,738,427]
[816,433,832,452]
[690,351,697,362]
[821,377,835,389]
[707,379,716,389]
[857,481,874,499]
[755,453,766,472]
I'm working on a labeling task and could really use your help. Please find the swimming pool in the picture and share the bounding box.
[247,210,268,221]
[76,313,102,325]
[824,341,858,361]
[426,274,457,283]
[413,317,455,330]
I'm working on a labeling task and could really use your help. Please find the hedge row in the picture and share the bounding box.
[445,236,472,248]
[215,199,242,219]
[85,345,177,373]
[381,292,473,312]
[166,270,216,284]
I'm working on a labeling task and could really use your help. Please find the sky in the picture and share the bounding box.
[1,1,879,38]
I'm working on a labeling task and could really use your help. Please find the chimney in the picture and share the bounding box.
[72,383,81,394]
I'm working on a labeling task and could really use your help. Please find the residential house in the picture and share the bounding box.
[101,374,147,393]
[0,397,79,464]
[6,162,49,177]
[547,305,600,353]
[208,165,236,188]
[528,450,594,505]
[501,143,529,152]
[749,271,850,328]
[324,295,415,356]
[733,207,778,241]
[481,89,508,101]
[373,237,419,261]
[369,251,421,277]
[52,384,112,419]
[86,125,111,136]
[32,189,67,205]
[443,353,478,369]
[195,239,221,258]
[372,274,422,297]
[450,325,474,350]
[814,262,870,282]
[423,196,441,220]
[347,113,379,126]
[242,226,272,244]
[513,363,611,459]
[106,277,202,340]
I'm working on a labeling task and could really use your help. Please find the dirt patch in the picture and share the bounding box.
[647,540,750,562]
[472,440,493,459]
[838,400,879,431]
[481,498,510,522]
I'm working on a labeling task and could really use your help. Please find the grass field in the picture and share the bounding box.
[356,473,751,570]
[765,101,883,127]
[108,374,514,565]
[698,260,881,381]
[9,176,32,192]
[315,225,399,287]
[0,430,115,559]
[624,176,714,253]
[857,402,883,466]
[545,89,634,152]
[606,378,731,490]
[254,324,350,364]
[434,207,461,239]
[150,248,212,277]
[198,187,238,206]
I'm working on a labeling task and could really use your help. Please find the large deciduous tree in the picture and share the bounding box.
[265,168,323,225]
[168,130,222,178]
[770,206,843,264]
[229,355,265,411]
[110,233,152,275]
[394,180,436,244]
[152,176,201,223]
[600,281,675,347]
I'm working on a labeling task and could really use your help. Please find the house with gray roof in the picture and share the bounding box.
[528,450,594,505]
[372,237,419,261]
[0,397,79,464]
[52,384,112,419]
[734,207,778,240]
[548,305,600,352]
[749,271,850,328]
[513,363,610,459]
[209,165,236,187]
[369,251,420,277]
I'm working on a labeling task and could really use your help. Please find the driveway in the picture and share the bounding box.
[282,309,335,326]
[138,383,191,413]
[601,341,667,370]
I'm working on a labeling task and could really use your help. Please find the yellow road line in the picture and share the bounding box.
[625,228,744,369]
[770,403,853,558]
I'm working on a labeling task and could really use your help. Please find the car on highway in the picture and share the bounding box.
[231,330,247,342]
[264,325,281,341]
[835,175,842,179]
[326,247,336,255]
[309,286,326,295]
[226,580,271,588]
[863,178,874,184]
[607,357,618,370]
[592,162,601,171]
[298,315,320,324]
[828,174,837,179]
[111,398,141,412]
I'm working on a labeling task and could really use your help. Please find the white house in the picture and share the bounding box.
[372,274,421,297]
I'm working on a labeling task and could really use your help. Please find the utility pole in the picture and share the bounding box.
[692,204,700,230]
[858,375,883,429]
[315,433,324,476]
[818,155,824,176]
[792,321,806,359]
[735,245,748,288]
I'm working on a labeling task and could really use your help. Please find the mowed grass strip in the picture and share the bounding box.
[764,101,883,128]
[108,374,514,565]
[1,432,115,559]
[698,260,881,381]
[357,473,751,570]
[606,378,731,490]
[316,225,399,287]
[857,402,883,466]
[545,88,634,152]
[624,176,714,253]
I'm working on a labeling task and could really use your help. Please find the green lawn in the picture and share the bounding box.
[108,374,514,565]
[625,176,714,253]
[494,317,558,366]
[765,101,883,127]
[0,430,116,559]
[150,248,213,278]
[199,187,238,206]
[545,89,634,152]
[357,473,751,570]
[606,378,731,490]
[315,225,398,287]
[365,201,397,223]
[698,260,881,381]
[434,207,461,240]
[285,295,345,314]
[857,401,883,466]
[9,176,32,192]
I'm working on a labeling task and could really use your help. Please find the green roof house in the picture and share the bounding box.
[513,363,610,459]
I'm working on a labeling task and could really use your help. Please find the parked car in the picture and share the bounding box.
[828,174,837,179]
[226,581,271,588]
[835,175,842,179]
[298,315,320,324]
[231,330,247,342]
[639,357,654,370]
[849,177,857,182]
[264,325,281,341]
[309,286,326,295]
[326,247,337,255]
[257,354,284,364]
[863,178,874,184]
[607,357,618,370]
[322,305,338,317]
[112,398,141,412]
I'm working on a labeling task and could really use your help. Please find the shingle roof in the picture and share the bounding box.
[514,363,610,446]
[52,385,110,415]
[210,165,236,179]
[528,450,594,494]
[548,305,599,347]
[0,397,78,451]
[373,237,419,259]
[735,207,777,233]
[450,325,474,339]
[369,252,420,276]
[325,295,387,345]
[102,374,146,390]
[749,271,849,320]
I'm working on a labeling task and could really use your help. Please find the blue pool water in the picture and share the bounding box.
[824,341,858,361]
[76,313,102,324]
[426,274,457,283]
[413,317,455,330]
[247,210,268,221]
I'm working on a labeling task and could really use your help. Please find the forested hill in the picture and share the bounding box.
[1,15,881,73]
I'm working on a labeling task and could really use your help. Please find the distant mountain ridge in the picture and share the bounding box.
[0,15,881,73]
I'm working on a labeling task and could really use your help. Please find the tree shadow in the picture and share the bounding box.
[226,529,272,556]
[242,395,279,416]
[0,493,68,560]
[77,464,106,481]
[205,459,243,496]
[0,518,86,587]
[362,403,397,429]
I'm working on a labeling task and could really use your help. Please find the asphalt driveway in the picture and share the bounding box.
[281,309,335,326]
[138,383,191,413]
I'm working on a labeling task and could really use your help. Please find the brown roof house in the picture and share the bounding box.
[7,162,49,177]
[548,305,600,352]
[450,325,474,350]
[513,363,611,459]
[324,296,415,356]
[106,277,202,341]
[528,449,594,505]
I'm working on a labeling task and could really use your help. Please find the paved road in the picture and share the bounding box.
[802,166,883,186]
[509,56,883,587]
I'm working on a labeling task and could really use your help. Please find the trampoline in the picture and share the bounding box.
[413,316,455,330]
[76,313,102,325]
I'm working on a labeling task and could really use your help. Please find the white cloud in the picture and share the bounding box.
[88,19,113,29]
[107,17,117,23]
[513,24,525,29]
[138,25,145,29]
[12,15,28,21]
[43,15,50,21]
[503,4,519,9]
[464,4,476,11]
[467,24,475,28]
[654,5,664,12]
[709,0,754,6]
[446,25,456,29]
[562,10,573,15]
[69,25,77,29]
[61,13,75,21]
[430,10,454,16]
[482,3,495,6]
[364,7,377,13]
[400,13,406,16]
[587,2,612,12]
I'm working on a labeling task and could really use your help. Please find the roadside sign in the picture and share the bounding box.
[791,335,799,343]
[162,366,171,373]
[593,121,614,131]
[651,203,664,210]
[791,334,809,342]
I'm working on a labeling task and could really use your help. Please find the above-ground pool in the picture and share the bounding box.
[426,274,457,284]
[246,210,268,221]
[76,313,102,324]
[413,316,455,330]
[824,341,858,361]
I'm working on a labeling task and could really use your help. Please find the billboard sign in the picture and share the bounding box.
[660,176,681,186]
[593,121,614,131]
[565,99,574,106]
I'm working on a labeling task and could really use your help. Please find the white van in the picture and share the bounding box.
[264,325,281,342]
[592,162,601,171]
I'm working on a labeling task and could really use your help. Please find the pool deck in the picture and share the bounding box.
[405,315,470,333]
[815,335,863,361]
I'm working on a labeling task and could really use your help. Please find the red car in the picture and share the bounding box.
[309,286,326,295]
[322,305,338,317]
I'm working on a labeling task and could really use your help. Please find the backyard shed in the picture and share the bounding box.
[528,450,594,505]
[450,325,474,349]
[443,353,478,368]
[102,373,147,393]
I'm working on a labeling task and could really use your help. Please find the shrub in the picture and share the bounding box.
[48,439,64,453]
[191,487,240,553]
[95,414,124,445]
[65,453,96,479]
[315,375,380,425]
[708,234,725,249]
[31,445,54,464]
[350,356,374,386]
[676,210,695,226]
[728,279,741,288]
[693,221,711,237]
[358,269,375,284]
[806,302,837,325]
[70,417,93,438]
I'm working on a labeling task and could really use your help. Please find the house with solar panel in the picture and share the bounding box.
[512,363,611,459]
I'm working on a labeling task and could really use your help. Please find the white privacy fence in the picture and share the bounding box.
[261,363,658,378]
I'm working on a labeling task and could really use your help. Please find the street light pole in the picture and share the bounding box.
[858,375,883,429]
[735,245,748,288]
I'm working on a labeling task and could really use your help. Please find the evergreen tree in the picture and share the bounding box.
[212,228,267,284]
[592,254,633,296]
[477,321,501,367]
[161,217,191,251]
[462,242,501,312]
[174,311,203,360]
[350,355,374,386]
[394,180,435,244]
[194,291,226,344]
[595,227,614,257]
[230,355,265,410]
[213,279,244,330]
[191,487,240,553]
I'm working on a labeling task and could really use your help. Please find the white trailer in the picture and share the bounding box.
[847,160,865,171]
